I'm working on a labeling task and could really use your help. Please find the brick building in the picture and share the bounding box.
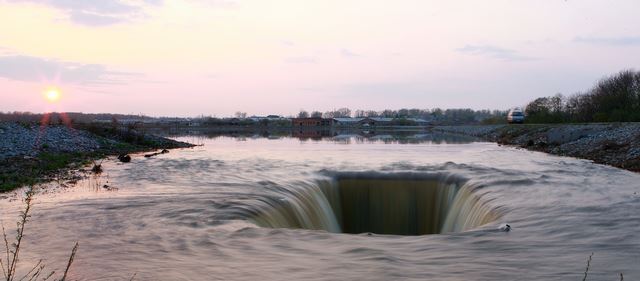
[291,117,335,127]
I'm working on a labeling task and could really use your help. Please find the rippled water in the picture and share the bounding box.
[1,133,639,280]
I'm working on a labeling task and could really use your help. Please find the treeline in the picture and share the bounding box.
[0,112,150,124]
[525,70,640,123]
[202,117,291,127]
[297,108,508,125]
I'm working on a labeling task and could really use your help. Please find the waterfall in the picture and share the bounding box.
[440,183,500,233]
[249,172,501,235]
[249,180,342,232]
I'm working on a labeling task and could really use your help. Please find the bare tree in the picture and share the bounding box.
[297,110,309,118]
[310,111,323,118]
[336,107,351,118]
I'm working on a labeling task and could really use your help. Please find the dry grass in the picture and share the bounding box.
[1,187,78,281]
[581,252,624,281]
[581,252,593,281]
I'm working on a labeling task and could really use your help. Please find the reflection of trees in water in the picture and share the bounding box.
[332,133,479,144]
[148,128,480,144]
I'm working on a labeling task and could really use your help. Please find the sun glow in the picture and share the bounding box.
[44,88,61,102]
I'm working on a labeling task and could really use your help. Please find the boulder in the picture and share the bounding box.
[118,154,131,163]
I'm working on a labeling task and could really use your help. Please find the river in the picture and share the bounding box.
[1,132,638,280]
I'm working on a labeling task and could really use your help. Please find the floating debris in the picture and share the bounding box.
[144,149,170,158]
[498,223,511,232]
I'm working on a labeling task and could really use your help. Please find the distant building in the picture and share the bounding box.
[359,117,394,126]
[332,117,365,127]
[186,120,201,127]
[406,118,430,125]
[291,117,335,127]
[249,115,288,122]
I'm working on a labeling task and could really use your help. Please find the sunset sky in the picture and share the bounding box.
[1,0,639,117]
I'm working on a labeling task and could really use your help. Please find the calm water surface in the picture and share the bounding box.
[1,133,639,280]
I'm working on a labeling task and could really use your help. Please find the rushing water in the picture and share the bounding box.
[1,132,639,280]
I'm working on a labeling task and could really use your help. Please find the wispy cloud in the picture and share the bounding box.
[0,45,21,56]
[0,55,142,85]
[8,0,238,26]
[205,73,221,79]
[281,40,295,47]
[573,36,640,46]
[191,0,237,9]
[9,0,162,26]
[283,56,317,64]
[456,44,535,61]
[68,10,126,26]
[340,48,360,58]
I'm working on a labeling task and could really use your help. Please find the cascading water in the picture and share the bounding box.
[249,172,502,235]
[249,180,342,232]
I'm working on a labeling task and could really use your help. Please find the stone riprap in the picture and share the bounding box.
[433,123,640,172]
[0,123,108,160]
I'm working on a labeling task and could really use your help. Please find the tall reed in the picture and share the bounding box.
[1,187,78,281]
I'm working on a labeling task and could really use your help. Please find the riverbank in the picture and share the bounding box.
[0,122,194,192]
[432,123,640,172]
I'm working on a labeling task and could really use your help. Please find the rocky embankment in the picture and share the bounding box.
[0,123,104,159]
[0,122,194,191]
[433,123,640,172]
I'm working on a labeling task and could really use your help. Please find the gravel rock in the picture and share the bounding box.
[433,123,640,172]
[0,122,193,161]
[0,122,103,160]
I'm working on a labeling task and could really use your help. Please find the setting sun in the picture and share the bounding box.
[45,88,61,102]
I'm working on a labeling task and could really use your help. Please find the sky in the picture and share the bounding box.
[0,0,639,117]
